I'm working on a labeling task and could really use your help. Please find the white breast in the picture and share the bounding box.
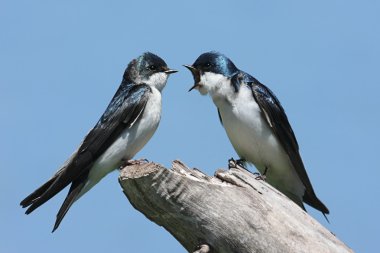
[79,87,162,198]
[212,83,305,197]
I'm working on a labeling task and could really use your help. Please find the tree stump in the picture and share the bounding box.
[118,160,353,253]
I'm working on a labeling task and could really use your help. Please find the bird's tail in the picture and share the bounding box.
[20,167,89,232]
[20,170,66,214]
[52,172,87,232]
[303,191,330,221]
[19,151,78,214]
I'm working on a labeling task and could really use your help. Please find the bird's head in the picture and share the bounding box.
[184,51,238,95]
[124,52,177,91]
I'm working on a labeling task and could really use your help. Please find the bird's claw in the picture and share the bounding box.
[228,157,237,169]
[254,167,268,181]
[228,157,247,170]
[236,159,247,169]
[120,158,149,169]
[254,174,267,181]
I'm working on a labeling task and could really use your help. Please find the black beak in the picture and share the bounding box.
[183,65,201,92]
[164,69,178,74]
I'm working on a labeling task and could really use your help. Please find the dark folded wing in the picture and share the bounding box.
[247,77,316,195]
[250,81,329,214]
[77,84,152,159]
[21,84,152,213]
[229,72,328,214]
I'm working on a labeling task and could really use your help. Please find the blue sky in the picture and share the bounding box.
[1,1,379,252]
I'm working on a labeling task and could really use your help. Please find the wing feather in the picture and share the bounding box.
[21,84,152,216]
[237,73,329,214]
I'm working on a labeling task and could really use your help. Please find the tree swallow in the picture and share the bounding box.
[20,52,177,231]
[184,51,329,217]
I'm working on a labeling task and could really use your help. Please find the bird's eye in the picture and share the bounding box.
[148,65,156,71]
[204,62,212,68]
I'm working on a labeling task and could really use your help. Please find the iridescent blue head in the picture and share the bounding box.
[184,51,239,92]
[193,52,238,76]
[123,52,177,91]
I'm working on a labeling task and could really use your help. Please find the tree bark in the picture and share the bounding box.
[118,160,353,253]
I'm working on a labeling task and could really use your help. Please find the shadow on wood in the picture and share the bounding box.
[118,160,353,253]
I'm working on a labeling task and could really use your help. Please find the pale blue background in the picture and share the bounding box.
[1,1,379,252]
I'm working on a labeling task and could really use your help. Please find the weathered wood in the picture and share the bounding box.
[119,160,353,253]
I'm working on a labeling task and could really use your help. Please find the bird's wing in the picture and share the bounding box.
[250,81,310,185]
[240,74,328,214]
[53,82,151,231]
[20,84,152,214]
[249,80,300,162]
[77,84,152,159]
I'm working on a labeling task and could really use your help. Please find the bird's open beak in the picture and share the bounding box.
[183,65,201,92]
[164,69,178,74]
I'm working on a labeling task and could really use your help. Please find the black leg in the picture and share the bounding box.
[228,157,237,169]
[255,166,268,181]
[236,159,247,169]
[119,158,149,169]
[263,166,268,176]
[228,157,247,170]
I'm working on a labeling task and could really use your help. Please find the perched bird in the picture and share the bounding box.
[184,51,329,217]
[20,52,177,231]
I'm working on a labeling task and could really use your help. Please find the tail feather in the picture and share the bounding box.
[52,173,88,232]
[20,144,95,231]
[20,176,58,209]
[22,172,74,215]
[20,157,73,213]
[303,191,330,220]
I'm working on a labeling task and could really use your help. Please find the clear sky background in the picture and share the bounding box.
[1,1,379,252]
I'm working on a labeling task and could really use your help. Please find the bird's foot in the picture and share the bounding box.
[228,157,236,169]
[254,167,268,181]
[193,244,210,253]
[228,157,247,170]
[236,159,247,169]
[254,173,267,181]
[120,158,149,169]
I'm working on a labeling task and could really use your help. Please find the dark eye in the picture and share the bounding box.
[204,62,212,68]
[148,65,156,71]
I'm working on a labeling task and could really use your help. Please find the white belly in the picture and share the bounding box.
[79,87,162,197]
[214,85,305,197]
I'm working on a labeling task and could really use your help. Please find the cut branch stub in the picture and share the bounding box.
[119,160,353,253]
